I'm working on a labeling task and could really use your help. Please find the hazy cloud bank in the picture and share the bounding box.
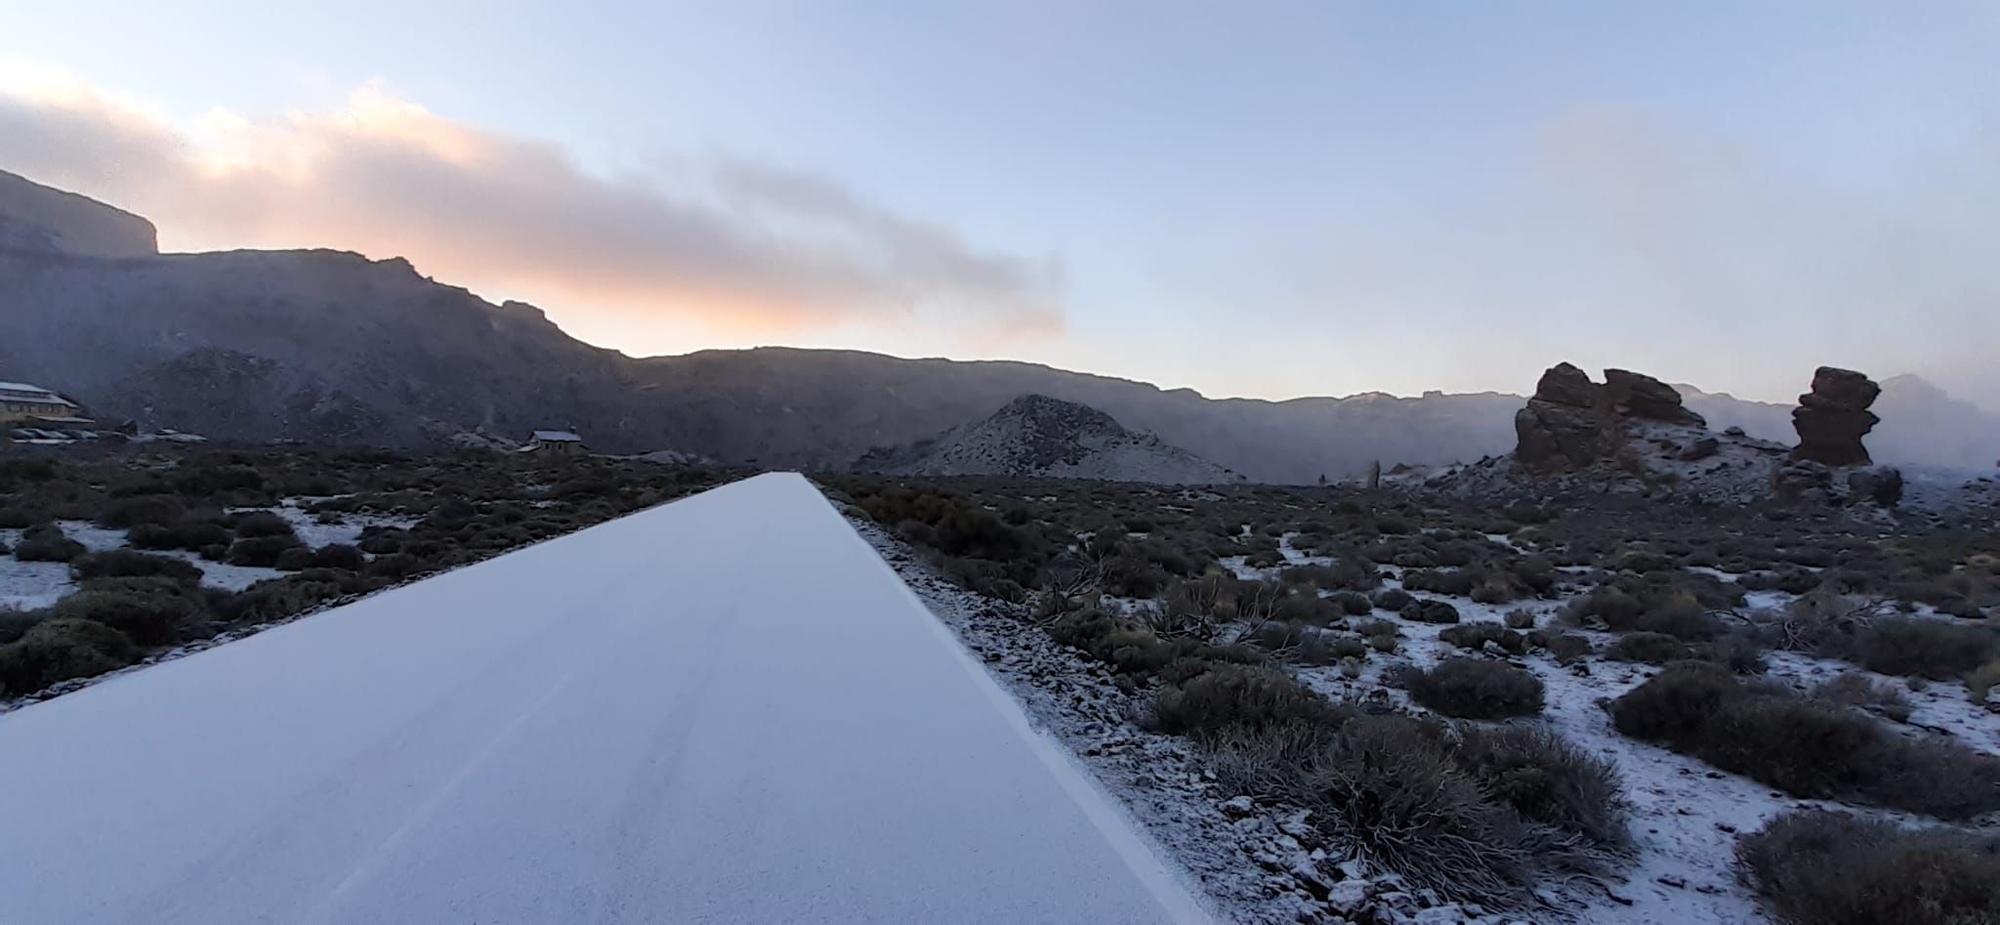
[0,68,1064,349]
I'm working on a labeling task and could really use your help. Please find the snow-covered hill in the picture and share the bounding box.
[855,393,1244,484]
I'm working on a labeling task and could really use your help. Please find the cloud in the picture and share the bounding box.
[1529,104,2000,410]
[0,68,1063,350]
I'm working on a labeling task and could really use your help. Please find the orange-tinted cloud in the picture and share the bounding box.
[0,71,1064,351]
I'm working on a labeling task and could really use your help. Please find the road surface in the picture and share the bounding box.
[0,473,1211,924]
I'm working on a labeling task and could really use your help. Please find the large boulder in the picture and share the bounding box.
[1533,362,1602,409]
[1603,369,1705,426]
[1515,400,1616,471]
[1791,367,1880,466]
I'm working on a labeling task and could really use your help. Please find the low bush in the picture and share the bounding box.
[1150,665,1352,736]
[71,550,203,584]
[1400,598,1462,624]
[1816,671,1914,723]
[1545,633,1594,665]
[1210,714,1601,908]
[1454,724,1629,848]
[1439,622,1529,655]
[1853,616,1997,680]
[1400,658,1544,719]
[1610,663,2000,819]
[0,618,137,695]
[96,495,187,529]
[230,511,298,541]
[128,521,232,551]
[1606,631,1693,664]
[1370,588,1413,611]
[52,577,205,645]
[309,544,366,571]
[1403,569,1476,597]
[1736,809,2000,925]
[228,535,302,567]
[13,524,84,563]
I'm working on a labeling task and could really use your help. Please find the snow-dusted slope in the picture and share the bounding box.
[0,473,1210,924]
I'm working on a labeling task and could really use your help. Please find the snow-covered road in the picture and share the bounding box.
[0,473,1210,924]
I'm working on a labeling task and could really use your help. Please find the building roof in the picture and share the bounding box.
[0,381,74,405]
[531,430,583,443]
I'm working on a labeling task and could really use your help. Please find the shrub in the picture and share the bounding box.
[1403,569,1476,597]
[228,535,302,567]
[1611,663,2000,819]
[1401,658,1544,719]
[1440,622,1529,655]
[1454,724,1629,848]
[1737,809,2000,925]
[1150,665,1352,736]
[0,618,137,694]
[1606,631,1693,665]
[128,521,232,551]
[1217,715,1546,907]
[1854,616,1997,680]
[364,553,426,581]
[96,495,187,528]
[1545,633,1594,665]
[1329,590,1374,615]
[52,577,204,645]
[230,511,298,541]
[309,544,366,571]
[1816,671,1913,723]
[13,524,84,562]
[71,550,202,584]
[1400,598,1462,624]
[1371,588,1413,611]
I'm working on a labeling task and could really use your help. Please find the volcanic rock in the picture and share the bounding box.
[1791,367,1881,466]
[1533,362,1603,409]
[1604,369,1705,426]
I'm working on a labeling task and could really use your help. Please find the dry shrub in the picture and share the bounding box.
[1737,809,2000,925]
[1399,657,1544,719]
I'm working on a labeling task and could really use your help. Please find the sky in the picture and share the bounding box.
[2,1,1997,409]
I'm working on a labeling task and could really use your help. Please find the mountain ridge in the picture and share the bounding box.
[2,168,1995,477]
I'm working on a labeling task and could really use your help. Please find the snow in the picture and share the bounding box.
[0,473,1212,924]
[0,527,71,609]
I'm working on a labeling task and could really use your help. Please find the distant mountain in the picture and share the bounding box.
[0,169,155,258]
[854,394,1242,483]
[2,169,1991,478]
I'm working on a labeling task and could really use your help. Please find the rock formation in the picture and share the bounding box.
[1603,369,1705,426]
[1791,367,1881,466]
[1513,363,1617,470]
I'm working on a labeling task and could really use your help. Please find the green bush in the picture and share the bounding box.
[1400,658,1544,719]
[1737,809,2000,925]
[0,618,138,694]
